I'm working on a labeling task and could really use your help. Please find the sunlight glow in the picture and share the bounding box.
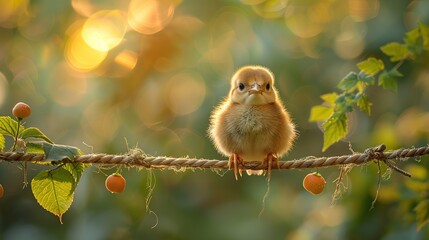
[81,10,127,52]
[114,50,138,71]
[65,25,107,72]
[0,0,28,28]
[128,0,175,35]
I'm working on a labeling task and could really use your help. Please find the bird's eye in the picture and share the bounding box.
[266,83,270,91]
[238,83,245,91]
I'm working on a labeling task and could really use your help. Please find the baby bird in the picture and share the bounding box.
[208,65,297,180]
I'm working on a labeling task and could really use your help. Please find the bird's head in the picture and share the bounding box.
[229,66,277,105]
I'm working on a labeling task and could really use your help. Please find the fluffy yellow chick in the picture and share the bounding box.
[208,65,297,180]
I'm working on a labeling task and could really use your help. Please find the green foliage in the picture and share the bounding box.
[381,42,410,61]
[322,113,347,151]
[0,135,4,151]
[0,112,88,222]
[21,127,53,144]
[415,200,429,231]
[43,143,83,162]
[31,168,75,224]
[310,23,429,151]
[378,69,403,93]
[357,57,384,76]
[0,116,22,138]
[63,162,89,189]
[401,164,429,231]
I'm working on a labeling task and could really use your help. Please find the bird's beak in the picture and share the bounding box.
[248,84,262,95]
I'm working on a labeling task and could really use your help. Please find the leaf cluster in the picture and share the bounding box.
[309,23,429,151]
[0,116,88,223]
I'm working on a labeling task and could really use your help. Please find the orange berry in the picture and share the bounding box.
[303,172,326,195]
[12,102,31,119]
[0,184,4,198]
[105,173,126,193]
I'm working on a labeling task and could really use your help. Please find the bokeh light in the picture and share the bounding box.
[284,2,332,39]
[128,0,175,35]
[0,0,29,28]
[1,0,429,239]
[81,10,127,52]
[71,0,95,17]
[165,72,206,116]
[114,50,138,71]
[65,22,107,72]
[334,19,366,59]
[348,0,380,22]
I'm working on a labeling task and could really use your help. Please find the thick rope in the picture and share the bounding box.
[1,145,428,172]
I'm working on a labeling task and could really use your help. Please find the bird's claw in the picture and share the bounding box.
[263,153,279,179]
[229,154,244,180]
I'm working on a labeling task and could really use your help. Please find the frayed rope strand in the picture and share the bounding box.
[1,145,429,172]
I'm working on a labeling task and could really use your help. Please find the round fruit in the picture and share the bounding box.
[303,172,326,195]
[0,184,4,199]
[12,102,31,119]
[105,173,126,193]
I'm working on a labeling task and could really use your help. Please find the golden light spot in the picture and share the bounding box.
[348,0,380,22]
[251,0,288,19]
[71,0,95,17]
[165,73,206,116]
[81,10,127,52]
[284,2,331,38]
[0,0,28,28]
[128,0,175,35]
[65,24,107,72]
[334,30,365,59]
[114,50,138,71]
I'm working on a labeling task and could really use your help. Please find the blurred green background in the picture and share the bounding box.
[1,0,429,239]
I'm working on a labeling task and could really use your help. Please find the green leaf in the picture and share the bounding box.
[378,69,402,93]
[43,143,82,162]
[62,162,89,189]
[309,105,333,122]
[31,168,75,223]
[322,113,348,151]
[404,27,421,47]
[0,116,23,137]
[334,93,354,113]
[357,58,384,76]
[21,127,54,144]
[320,92,338,107]
[380,42,410,61]
[357,71,375,85]
[338,72,358,91]
[419,23,429,50]
[0,134,4,151]
[26,142,45,154]
[415,199,429,231]
[356,94,372,115]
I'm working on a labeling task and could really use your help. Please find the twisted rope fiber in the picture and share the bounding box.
[1,145,429,171]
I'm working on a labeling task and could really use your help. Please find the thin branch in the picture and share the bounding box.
[1,145,428,173]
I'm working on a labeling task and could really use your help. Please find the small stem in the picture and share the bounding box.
[11,118,22,152]
[393,60,405,71]
[383,159,411,177]
[370,161,382,210]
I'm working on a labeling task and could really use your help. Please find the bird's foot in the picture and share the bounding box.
[262,153,279,179]
[229,154,244,180]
